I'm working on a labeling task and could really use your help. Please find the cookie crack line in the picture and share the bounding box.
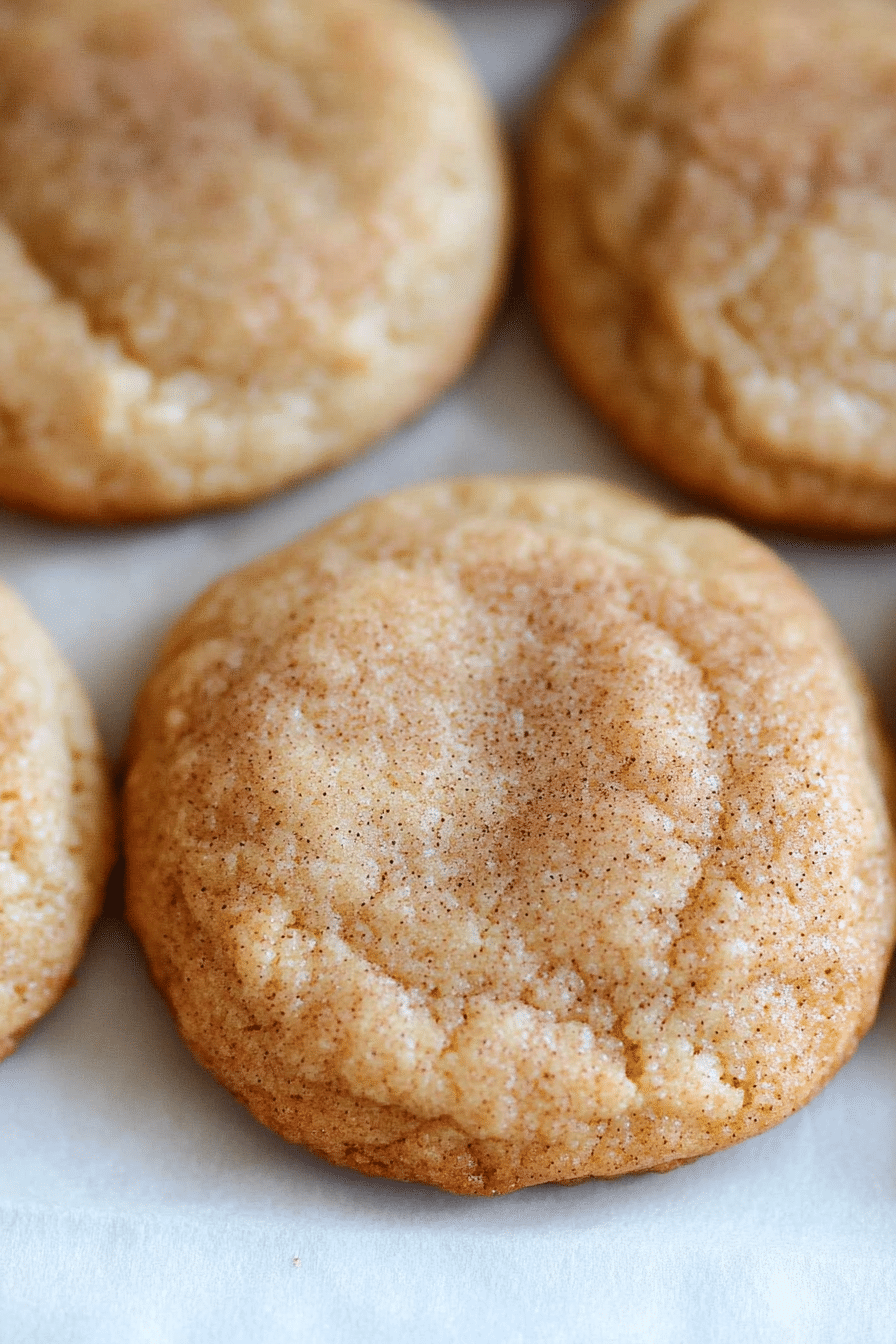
[7,221,200,390]
[697,347,896,499]
[717,297,896,432]
[645,614,756,1104]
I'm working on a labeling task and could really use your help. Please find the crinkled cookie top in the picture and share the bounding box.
[0,0,508,520]
[529,0,896,532]
[126,477,896,1192]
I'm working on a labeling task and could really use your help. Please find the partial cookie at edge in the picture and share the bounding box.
[528,0,896,533]
[0,582,115,1060]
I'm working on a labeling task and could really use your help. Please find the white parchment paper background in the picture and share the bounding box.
[1,4,895,1339]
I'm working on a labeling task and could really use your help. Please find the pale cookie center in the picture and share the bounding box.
[215,540,737,1139]
[0,9,395,384]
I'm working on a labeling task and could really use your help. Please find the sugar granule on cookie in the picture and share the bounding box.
[125,476,896,1194]
[528,0,896,534]
[0,583,114,1060]
[0,0,510,522]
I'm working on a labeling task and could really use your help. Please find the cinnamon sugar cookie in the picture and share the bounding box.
[529,0,896,534]
[0,583,114,1060]
[125,477,896,1193]
[0,0,509,522]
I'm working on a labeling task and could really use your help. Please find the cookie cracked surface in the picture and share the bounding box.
[529,0,896,534]
[125,476,896,1193]
[0,0,509,522]
[0,582,114,1060]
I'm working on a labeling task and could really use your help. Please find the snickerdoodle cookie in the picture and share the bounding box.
[529,0,896,534]
[0,583,114,1060]
[0,0,509,523]
[125,477,896,1193]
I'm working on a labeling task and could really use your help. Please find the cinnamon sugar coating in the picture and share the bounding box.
[0,583,114,1060]
[126,477,896,1192]
[0,0,509,521]
[529,0,896,533]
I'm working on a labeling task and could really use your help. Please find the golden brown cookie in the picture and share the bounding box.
[125,476,896,1194]
[528,0,896,534]
[0,582,114,1060]
[0,0,510,523]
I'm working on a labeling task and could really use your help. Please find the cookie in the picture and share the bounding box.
[528,0,896,534]
[0,582,114,1061]
[125,476,896,1194]
[0,0,510,523]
